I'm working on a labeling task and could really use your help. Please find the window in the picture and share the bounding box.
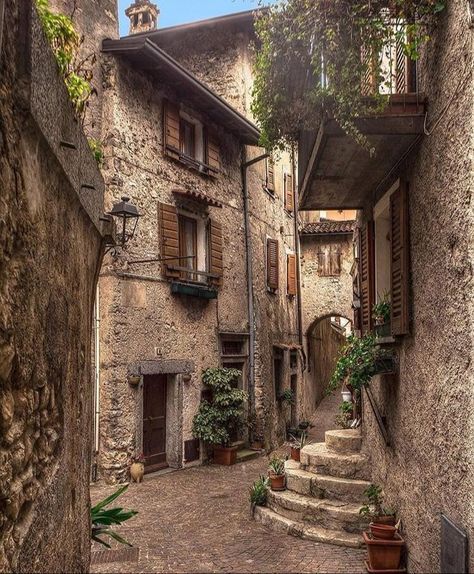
[178,215,197,281]
[220,335,249,390]
[163,100,220,176]
[318,245,342,277]
[266,238,279,291]
[273,347,284,400]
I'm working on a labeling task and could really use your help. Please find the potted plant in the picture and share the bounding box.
[335,401,353,429]
[91,485,138,548]
[360,484,397,529]
[130,453,146,483]
[268,456,286,491]
[288,431,307,462]
[250,475,269,514]
[192,368,247,466]
[372,293,391,338]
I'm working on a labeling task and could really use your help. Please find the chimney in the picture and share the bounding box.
[125,0,159,35]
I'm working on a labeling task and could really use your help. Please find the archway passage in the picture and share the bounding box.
[307,315,352,411]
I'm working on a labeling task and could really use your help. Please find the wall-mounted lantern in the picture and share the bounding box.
[108,196,141,248]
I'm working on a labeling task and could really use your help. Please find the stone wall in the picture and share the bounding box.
[360,2,474,571]
[0,3,105,572]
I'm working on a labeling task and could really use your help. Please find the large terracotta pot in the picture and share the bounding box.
[363,531,404,570]
[130,462,145,483]
[290,446,301,462]
[269,473,285,491]
[213,445,238,466]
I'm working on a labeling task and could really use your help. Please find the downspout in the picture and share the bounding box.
[93,285,101,474]
[241,148,269,439]
[292,146,306,370]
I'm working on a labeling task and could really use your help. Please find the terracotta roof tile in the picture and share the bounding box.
[301,220,356,235]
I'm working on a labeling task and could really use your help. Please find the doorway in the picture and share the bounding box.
[143,374,168,473]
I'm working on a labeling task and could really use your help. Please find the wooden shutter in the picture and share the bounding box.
[163,100,180,160]
[390,181,410,335]
[209,219,223,286]
[330,245,342,276]
[267,239,279,290]
[287,254,297,296]
[284,173,294,212]
[266,158,275,193]
[318,247,330,277]
[359,221,375,334]
[206,131,220,176]
[158,202,180,278]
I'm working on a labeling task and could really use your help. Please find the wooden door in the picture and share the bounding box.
[143,375,168,473]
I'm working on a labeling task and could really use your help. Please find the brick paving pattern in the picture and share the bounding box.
[91,455,366,573]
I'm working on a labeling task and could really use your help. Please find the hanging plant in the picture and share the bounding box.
[252,0,446,152]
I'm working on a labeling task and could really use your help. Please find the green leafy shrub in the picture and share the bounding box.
[91,485,138,548]
[373,292,391,324]
[192,368,247,447]
[359,484,395,520]
[250,475,269,507]
[88,138,105,167]
[335,401,353,429]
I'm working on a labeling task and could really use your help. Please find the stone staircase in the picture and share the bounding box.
[254,429,371,548]
[233,440,261,464]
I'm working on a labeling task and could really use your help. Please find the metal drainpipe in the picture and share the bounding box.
[94,285,101,465]
[241,148,269,439]
[292,146,306,370]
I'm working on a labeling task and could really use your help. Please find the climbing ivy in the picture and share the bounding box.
[36,0,95,116]
[252,0,446,152]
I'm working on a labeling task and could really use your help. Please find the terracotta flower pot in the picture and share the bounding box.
[269,474,285,491]
[363,531,404,570]
[372,514,397,526]
[213,445,238,466]
[290,446,301,462]
[130,462,145,483]
[370,522,397,540]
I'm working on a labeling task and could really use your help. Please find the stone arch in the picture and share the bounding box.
[306,311,353,339]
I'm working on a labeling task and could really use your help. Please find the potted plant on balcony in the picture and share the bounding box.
[288,431,307,462]
[192,367,247,466]
[372,293,391,339]
[268,456,286,491]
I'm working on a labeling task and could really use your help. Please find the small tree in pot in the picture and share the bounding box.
[360,484,396,529]
[192,368,247,466]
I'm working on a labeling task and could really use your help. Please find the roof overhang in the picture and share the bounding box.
[172,188,223,208]
[102,37,260,145]
[299,95,426,210]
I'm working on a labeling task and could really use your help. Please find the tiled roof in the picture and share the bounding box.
[301,220,356,235]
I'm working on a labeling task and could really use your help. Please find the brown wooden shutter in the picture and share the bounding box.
[209,218,223,286]
[266,158,275,193]
[390,181,410,335]
[330,245,342,276]
[158,202,180,278]
[205,131,220,176]
[287,254,297,296]
[359,221,375,334]
[163,100,180,160]
[267,239,279,290]
[284,173,294,212]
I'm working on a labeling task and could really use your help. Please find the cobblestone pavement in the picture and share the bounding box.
[91,455,366,574]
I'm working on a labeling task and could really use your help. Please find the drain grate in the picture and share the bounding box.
[91,546,139,565]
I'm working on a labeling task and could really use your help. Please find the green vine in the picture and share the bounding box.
[88,138,105,167]
[36,0,95,116]
[252,0,446,152]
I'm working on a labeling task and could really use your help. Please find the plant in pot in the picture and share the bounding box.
[268,456,286,491]
[335,401,353,429]
[288,431,307,462]
[130,453,146,483]
[249,475,269,513]
[372,293,391,339]
[360,484,397,531]
[192,367,247,466]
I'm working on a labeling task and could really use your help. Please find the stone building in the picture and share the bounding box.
[0,2,106,571]
[295,1,474,571]
[299,216,355,418]
[86,7,304,481]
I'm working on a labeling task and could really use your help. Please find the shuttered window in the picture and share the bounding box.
[267,239,279,290]
[284,173,294,213]
[390,181,410,335]
[163,101,180,160]
[287,254,297,296]
[205,131,220,177]
[266,157,275,193]
[359,221,375,334]
[208,219,223,286]
[318,245,342,277]
[158,202,180,279]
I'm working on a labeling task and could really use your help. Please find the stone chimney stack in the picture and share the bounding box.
[125,0,159,35]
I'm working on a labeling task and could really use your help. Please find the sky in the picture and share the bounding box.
[118,0,277,36]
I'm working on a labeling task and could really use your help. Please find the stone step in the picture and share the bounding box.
[253,506,363,549]
[235,448,260,463]
[300,443,370,480]
[267,489,369,534]
[325,429,362,454]
[285,460,370,502]
[230,440,246,449]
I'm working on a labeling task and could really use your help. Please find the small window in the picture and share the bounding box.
[273,347,284,400]
[178,215,197,281]
[318,245,342,277]
[222,339,245,356]
[142,11,150,24]
[180,118,196,159]
[290,350,298,370]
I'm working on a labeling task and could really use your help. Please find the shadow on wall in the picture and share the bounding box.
[307,315,352,409]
